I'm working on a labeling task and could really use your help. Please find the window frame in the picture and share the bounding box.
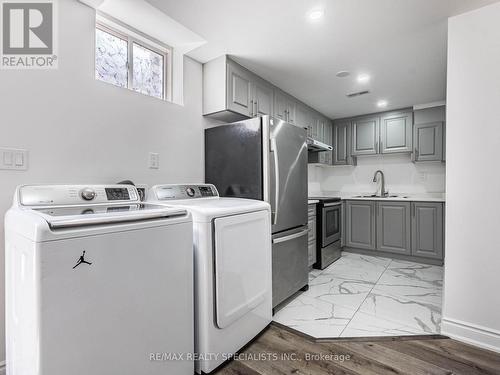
[95,17,172,101]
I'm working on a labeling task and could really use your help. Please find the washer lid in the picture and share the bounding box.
[164,198,270,222]
[31,203,186,229]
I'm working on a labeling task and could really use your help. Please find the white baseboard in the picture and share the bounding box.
[441,317,500,353]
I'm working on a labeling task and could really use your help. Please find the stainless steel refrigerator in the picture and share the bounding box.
[205,116,308,309]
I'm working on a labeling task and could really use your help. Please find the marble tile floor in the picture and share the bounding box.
[274,252,443,338]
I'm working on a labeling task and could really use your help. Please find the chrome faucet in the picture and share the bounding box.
[373,170,388,197]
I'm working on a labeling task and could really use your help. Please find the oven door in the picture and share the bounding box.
[322,202,342,247]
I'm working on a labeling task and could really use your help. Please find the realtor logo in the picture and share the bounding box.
[1,0,58,69]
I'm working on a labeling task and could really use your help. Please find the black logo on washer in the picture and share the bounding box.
[73,251,92,269]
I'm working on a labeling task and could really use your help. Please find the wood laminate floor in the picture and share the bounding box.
[214,324,500,375]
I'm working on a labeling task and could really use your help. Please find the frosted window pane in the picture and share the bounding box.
[95,28,128,88]
[132,43,164,99]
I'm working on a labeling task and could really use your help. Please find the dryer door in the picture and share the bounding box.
[213,210,272,329]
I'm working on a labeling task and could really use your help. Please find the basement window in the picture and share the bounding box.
[95,20,171,101]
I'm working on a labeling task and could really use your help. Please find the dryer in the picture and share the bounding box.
[148,184,272,374]
[5,184,194,375]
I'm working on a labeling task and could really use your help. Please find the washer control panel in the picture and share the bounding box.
[153,184,219,201]
[19,185,140,206]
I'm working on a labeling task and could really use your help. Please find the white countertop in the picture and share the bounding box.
[344,195,445,202]
[308,192,445,203]
[308,199,320,205]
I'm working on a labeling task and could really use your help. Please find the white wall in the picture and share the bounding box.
[443,2,500,352]
[0,0,216,362]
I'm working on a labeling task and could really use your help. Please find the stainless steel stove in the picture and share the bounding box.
[309,196,342,269]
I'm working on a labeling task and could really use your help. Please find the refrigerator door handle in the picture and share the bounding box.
[272,229,309,244]
[270,137,280,225]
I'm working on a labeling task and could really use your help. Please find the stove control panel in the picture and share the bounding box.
[153,184,219,201]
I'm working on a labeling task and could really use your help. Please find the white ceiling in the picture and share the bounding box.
[146,0,497,119]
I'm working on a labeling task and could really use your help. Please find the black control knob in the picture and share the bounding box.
[186,187,196,197]
[81,188,96,201]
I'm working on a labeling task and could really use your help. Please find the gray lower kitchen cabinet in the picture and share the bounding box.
[333,121,355,165]
[413,122,443,162]
[411,202,444,259]
[345,200,376,250]
[351,116,380,156]
[380,111,413,154]
[308,204,317,267]
[376,202,411,255]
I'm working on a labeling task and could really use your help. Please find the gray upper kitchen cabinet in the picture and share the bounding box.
[203,55,334,125]
[333,121,355,165]
[203,56,272,122]
[296,104,315,135]
[252,79,274,117]
[351,116,380,156]
[411,202,444,259]
[442,123,446,162]
[274,90,297,124]
[413,122,443,162]
[376,202,411,255]
[309,116,333,165]
[345,200,376,250]
[323,120,333,164]
[226,61,253,117]
[274,90,288,121]
[380,111,413,154]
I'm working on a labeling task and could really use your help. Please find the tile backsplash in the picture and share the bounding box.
[308,153,445,195]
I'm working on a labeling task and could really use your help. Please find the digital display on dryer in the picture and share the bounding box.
[199,186,214,197]
[105,188,130,201]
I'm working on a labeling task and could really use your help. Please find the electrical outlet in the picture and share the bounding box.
[418,172,427,182]
[149,152,159,169]
[0,148,28,170]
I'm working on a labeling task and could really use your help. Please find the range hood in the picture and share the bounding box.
[307,137,333,152]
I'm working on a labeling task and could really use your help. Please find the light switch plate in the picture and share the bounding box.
[149,152,159,169]
[0,148,28,170]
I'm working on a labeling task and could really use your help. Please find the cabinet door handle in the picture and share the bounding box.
[375,141,379,153]
[380,141,383,152]
[254,101,258,117]
[415,148,419,160]
[250,100,254,117]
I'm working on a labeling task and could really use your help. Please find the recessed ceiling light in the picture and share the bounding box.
[377,100,388,108]
[308,9,324,20]
[336,71,350,78]
[357,74,371,84]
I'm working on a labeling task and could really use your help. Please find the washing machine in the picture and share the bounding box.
[148,184,272,374]
[5,184,195,375]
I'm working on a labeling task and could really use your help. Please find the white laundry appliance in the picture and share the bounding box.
[148,184,272,374]
[5,184,194,375]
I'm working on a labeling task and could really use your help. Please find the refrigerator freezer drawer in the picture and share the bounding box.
[271,226,309,308]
